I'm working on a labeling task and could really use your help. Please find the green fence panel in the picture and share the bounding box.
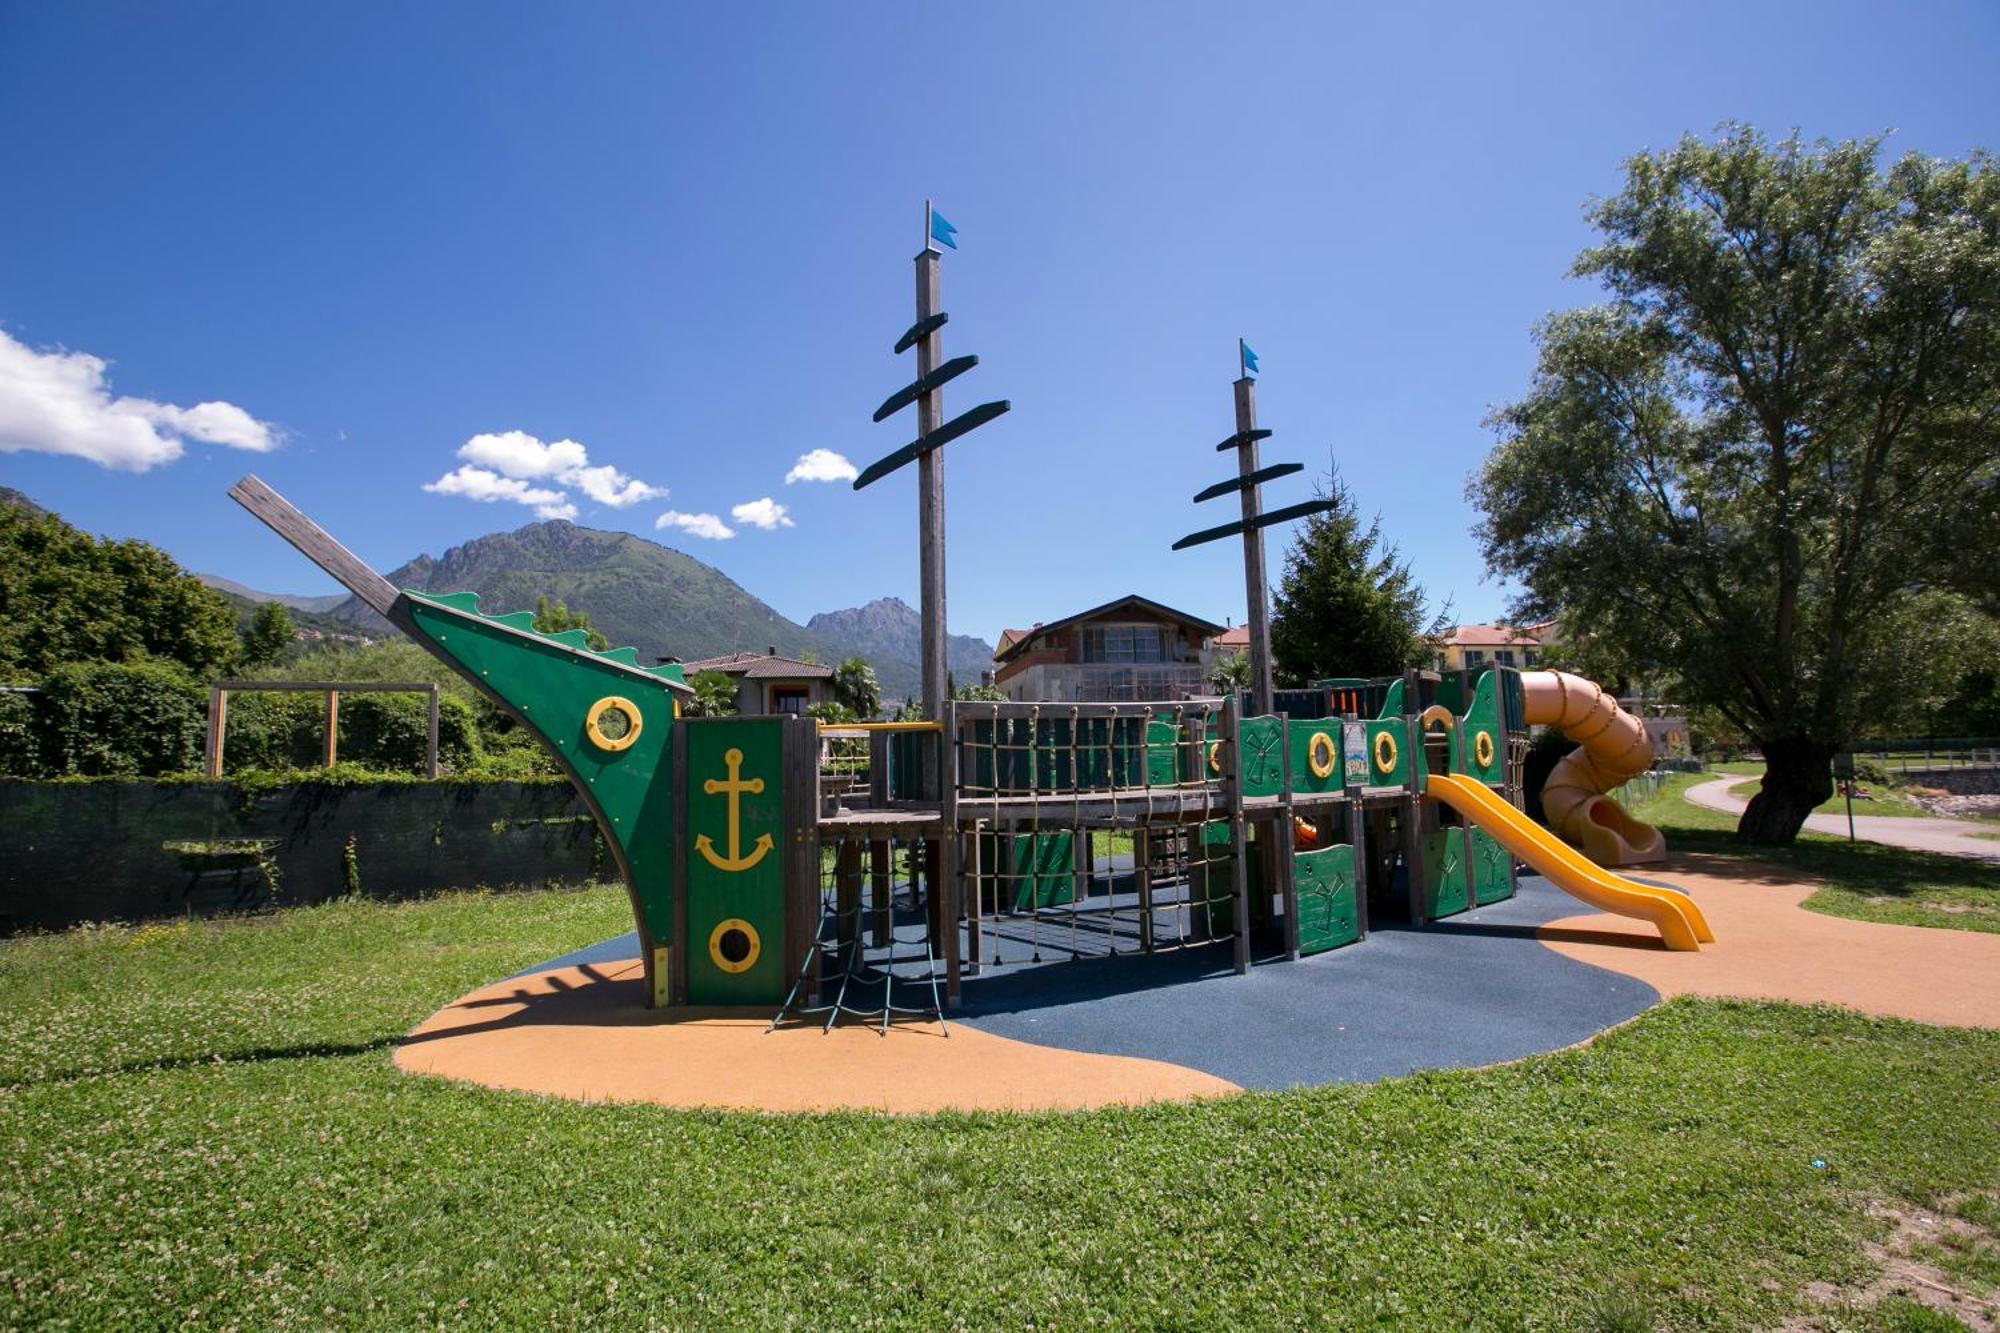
[1421,828,1470,919]
[1364,719,1407,788]
[1295,844,1359,955]
[1287,720,1345,797]
[1237,715,1286,798]
[1462,669,1506,786]
[1470,827,1514,906]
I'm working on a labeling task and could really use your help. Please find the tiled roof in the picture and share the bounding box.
[1445,623,1548,647]
[680,652,835,679]
[995,628,1031,657]
[1206,625,1250,649]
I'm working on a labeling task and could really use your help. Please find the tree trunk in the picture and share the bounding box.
[1737,735,1837,845]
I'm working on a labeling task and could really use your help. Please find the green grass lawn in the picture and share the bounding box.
[1630,773,2000,934]
[3,888,1998,1329]
[1698,765,1937,818]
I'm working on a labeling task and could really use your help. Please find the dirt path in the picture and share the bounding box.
[1686,776,2000,863]
[1540,851,2000,1028]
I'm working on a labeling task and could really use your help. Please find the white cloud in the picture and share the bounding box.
[422,465,568,508]
[458,430,588,480]
[443,429,663,510]
[425,429,665,518]
[655,510,735,540]
[0,328,279,471]
[785,448,858,484]
[731,497,794,531]
[564,462,665,507]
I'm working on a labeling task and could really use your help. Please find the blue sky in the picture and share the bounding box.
[2,3,1994,646]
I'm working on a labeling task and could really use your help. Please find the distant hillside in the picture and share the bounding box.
[807,597,995,689]
[198,574,348,615]
[210,588,370,642]
[326,520,941,697]
[0,487,48,518]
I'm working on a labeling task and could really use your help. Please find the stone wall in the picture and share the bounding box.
[0,779,599,932]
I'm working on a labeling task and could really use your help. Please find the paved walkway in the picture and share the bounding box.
[1685,776,2000,863]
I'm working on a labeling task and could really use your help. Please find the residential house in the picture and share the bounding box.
[680,648,834,717]
[992,595,1224,702]
[1438,622,1556,672]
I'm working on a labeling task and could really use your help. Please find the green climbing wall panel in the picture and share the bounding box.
[1294,844,1359,955]
[681,717,789,1005]
[1421,828,1470,919]
[403,591,684,954]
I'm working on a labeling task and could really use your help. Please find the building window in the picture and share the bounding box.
[1464,650,1486,666]
[770,685,809,715]
[1495,650,1517,666]
[1525,650,1540,667]
[1083,624,1164,664]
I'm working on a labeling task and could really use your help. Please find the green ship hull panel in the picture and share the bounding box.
[401,591,683,960]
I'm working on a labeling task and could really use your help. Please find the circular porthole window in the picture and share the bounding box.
[1473,730,1495,769]
[1372,729,1399,774]
[585,696,643,752]
[1307,730,1338,780]
[707,918,761,975]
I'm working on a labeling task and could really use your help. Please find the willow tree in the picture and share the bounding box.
[1475,127,2000,844]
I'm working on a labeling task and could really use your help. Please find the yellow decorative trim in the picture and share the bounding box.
[707,918,761,975]
[1417,704,1457,734]
[585,696,643,752]
[1307,730,1338,780]
[1206,740,1223,775]
[1372,729,1399,775]
[651,946,670,1008]
[1473,730,1495,769]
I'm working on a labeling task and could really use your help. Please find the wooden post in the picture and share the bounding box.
[1233,375,1275,718]
[206,686,228,778]
[1225,693,1251,974]
[1401,668,1427,927]
[1347,779,1370,940]
[915,247,947,730]
[324,690,340,768]
[869,838,891,946]
[1135,826,1153,952]
[835,839,862,945]
[1277,719,1300,961]
[939,699,961,1004]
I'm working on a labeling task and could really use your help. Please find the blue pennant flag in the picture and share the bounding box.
[929,208,959,251]
[1240,341,1260,377]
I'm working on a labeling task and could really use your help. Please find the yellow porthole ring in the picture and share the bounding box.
[1473,730,1495,769]
[1372,729,1399,775]
[1206,740,1223,775]
[1307,730,1338,780]
[707,918,761,975]
[585,696,643,752]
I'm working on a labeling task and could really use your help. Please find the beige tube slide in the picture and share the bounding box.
[1521,670,1666,866]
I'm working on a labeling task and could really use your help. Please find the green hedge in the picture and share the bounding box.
[0,665,504,779]
[36,661,207,777]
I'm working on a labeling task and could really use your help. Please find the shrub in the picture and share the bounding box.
[36,660,206,777]
[336,692,479,773]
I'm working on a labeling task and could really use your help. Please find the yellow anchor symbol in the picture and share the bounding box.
[695,746,774,874]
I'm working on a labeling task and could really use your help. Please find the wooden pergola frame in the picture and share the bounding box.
[206,680,442,779]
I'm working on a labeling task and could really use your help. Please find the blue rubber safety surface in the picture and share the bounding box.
[952,878,1661,1090]
[518,876,1662,1091]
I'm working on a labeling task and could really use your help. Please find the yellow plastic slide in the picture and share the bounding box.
[1425,772,1713,952]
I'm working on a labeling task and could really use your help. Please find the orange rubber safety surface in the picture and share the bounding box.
[395,858,2000,1115]
[1538,853,2000,1030]
[393,958,1240,1114]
